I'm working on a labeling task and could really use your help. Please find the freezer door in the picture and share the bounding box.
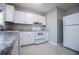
[63,13,79,25]
[63,25,79,52]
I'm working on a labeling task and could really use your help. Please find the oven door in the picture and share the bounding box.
[34,31,45,40]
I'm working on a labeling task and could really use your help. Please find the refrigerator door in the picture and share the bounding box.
[63,25,79,52]
[63,13,79,25]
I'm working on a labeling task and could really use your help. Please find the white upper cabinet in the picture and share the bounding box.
[5,5,15,22]
[14,11,25,24]
[14,11,46,25]
[33,14,39,23]
[42,17,46,25]
[33,14,46,25]
[38,15,46,25]
[14,11,34,24]
[25,13,34,24]
[0,12,4,26]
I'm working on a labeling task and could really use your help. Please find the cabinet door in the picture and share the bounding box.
[33,14,39,23]
[38,15,46,25]
[42,16,46,25]
[20,32,34,46]
[33,15,46,25]
[25,13,34,24]
[11,37,19,55]
[0,12,4,26]
[14,11,25,24]
[14,11,34,24]
[5,5,15,22]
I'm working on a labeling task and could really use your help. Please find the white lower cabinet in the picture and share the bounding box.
[11,36,20,55]
[20,32,34,46]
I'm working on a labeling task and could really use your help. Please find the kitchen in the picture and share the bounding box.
[0,3,79,55]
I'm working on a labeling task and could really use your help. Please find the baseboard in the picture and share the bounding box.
[48,41,58,46]
[48,41,63,46]
[34,40,48,44]
[34,41,48,45]
[21,43,34,47]
[57,43,63,46]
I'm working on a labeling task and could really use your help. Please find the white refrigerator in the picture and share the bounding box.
[63,13,79,52]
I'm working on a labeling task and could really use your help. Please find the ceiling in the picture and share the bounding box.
[10,3,78,15]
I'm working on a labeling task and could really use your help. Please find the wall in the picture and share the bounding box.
[46,8,58,44]
[57,7,65,44]
[46,7,65,45]
[65,5,79,16]
[11,24,33,31]
[4,22,13,30]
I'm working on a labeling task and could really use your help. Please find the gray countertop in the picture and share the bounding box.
[0,31,19,54]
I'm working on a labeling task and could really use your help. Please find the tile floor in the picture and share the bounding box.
[21,43,79,55]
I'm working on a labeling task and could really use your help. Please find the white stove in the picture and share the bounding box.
[33,31,48,44]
